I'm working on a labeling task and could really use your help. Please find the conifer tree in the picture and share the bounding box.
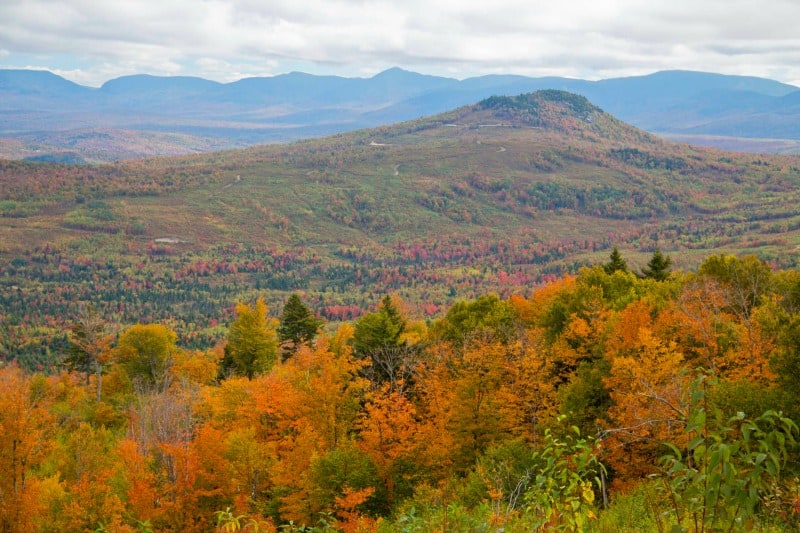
[352,295,410,385]
[641,247,673,281]
[353,295,406,359]
[278,293,323,358]
[603,246,628,274]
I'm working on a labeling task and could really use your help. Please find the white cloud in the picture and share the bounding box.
[0,0,799,87]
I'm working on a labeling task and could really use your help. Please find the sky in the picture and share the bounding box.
[2,0,800,88]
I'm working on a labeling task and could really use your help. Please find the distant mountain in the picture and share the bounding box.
[1,68,799,161]
[0,69,91,99]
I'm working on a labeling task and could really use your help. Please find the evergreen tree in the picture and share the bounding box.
[641,247,673,281]
[278,293,323,358]
[603,246,628,274]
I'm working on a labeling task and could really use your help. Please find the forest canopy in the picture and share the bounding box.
[2,252,800,532]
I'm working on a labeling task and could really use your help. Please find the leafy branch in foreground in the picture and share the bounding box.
[655,376,798,533]
[523,422,605,532]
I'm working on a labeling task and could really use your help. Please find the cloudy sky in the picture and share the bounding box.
[2,0,799,87]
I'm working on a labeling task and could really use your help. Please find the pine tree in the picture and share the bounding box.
[603,246,628,274]
[641,248,673,281]
[278,293,323,358]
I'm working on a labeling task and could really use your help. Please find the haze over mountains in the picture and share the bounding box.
[2,68,800,162]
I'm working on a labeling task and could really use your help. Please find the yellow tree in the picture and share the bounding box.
[603,328,689,486]
[223,299,279,379]
[280,336,368,451]
[412,349,457,480]
[446,339,519,471]
[52,423,127,532]
[258,332,369,524]
[117,323,179,389]
[224,426,274,510]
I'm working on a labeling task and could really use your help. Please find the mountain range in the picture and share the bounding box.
[2,68,800,162]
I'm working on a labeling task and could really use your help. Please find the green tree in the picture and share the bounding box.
[310,444,387,517]
[352,295,407,384]
[223,298,278,379]
[430,294,520,348]
[657,376,798,532]
[603,246,628,274]
[278,294,323,358]
[641,247,672,281]
[117,323,178,388]
[353,295,406,358]
[558,359,612,436]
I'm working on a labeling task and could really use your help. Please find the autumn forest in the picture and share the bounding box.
[4,92,800,532]
[3,250,800,532]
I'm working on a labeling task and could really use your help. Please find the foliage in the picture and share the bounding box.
[5,254,800,530]
[117,323,178,388]
[223,299,279,379]
[278,294,323,358]
[5,93,800,367]
[523,424,605,532]
[641,248,673,281]
[656,376,798,532]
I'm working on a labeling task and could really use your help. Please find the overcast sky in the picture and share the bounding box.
[2,0,799,87]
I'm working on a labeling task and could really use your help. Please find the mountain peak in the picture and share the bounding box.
[477,90,602,121]
[428,89,656,144]
[0,69,89,95]
[371,67,450,84]
[458,90,609,133]
[372,67,418,78]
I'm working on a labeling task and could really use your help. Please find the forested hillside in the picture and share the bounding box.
[3,91,800,368]
[2,252,800,532]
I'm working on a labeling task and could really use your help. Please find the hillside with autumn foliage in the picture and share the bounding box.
[3,90,800,368]
[4,86,800,528]
[2,252,800,532]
